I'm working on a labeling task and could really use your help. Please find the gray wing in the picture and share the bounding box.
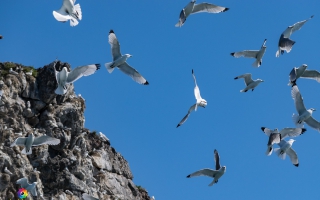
[214,149,221,170]
[29,184,37,196]
[109,30,121,60]
[268,133,281,146]
[66,64,100,83]
[300,70,320,83]
[234,73,253,86]
[192,3,229,14]
[305,117,320,132]
[282,15,313,38]
[10,137,27,147]
[186,168,218,178]
[177,104,196,128]
[291,85,307,115]
[16,178,30,188]
[230,51,259,58]
[289,68,297,84]
[286,148,299,167]
[192,69,202,100]
[118,62,149,85]
[82,193,99,200]
[280,128,306,139]
[32,136,60,146]
[261,127,272,137]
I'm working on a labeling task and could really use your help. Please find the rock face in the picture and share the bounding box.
[0,61,151,200]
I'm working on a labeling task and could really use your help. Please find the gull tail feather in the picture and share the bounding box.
[69,17,79,27]
[74,4,82,20]
[55,84,66,95]
[274,148,286,160]
[21,148,32,155]
[105,62,115,73]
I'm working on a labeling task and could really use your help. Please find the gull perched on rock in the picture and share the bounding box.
[261,127,306,156]
[82,193,99,200]
[177,69,207,127]
[9,68,18,75]
[53,0,82,26]
[291,84,320,131]
[16,178,37,196]
[234,73,264,92]
[10,133,60,154]
[187,149,226,186]
[54,63,100,95]
[289,64,320,85]
[274,139,299,167]
[175,0,229,27]
[105,30,149,85]
[4,167,13,175]
[276,15,314,57]
[230,39,267,67]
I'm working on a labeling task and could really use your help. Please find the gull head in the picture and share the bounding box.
[221,166,226,172]
[125,54,133,58]
[300,64,308,70]
[309,108,316,113]
[199,100,207,107]
[257,79,264,83]
[288,139,295,144]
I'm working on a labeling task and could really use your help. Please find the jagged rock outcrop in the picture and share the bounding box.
[0,61,151,200]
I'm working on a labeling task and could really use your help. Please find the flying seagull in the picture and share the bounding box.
[234,73,264,92]
[261,127,306,155]
[54,63,100,95]
[16,178,38,196]
[105,30,149,85]
[175,0,229,27]
[10,133,60,154]
[53,0,82,26]
[274,139,299,167]
[82,193,99,200]
[276,15,314,57]
[177,69,207,127]
[186,149,226,186]
[291,85,320,131]
[230,39,267,67]
[289,64,320,85]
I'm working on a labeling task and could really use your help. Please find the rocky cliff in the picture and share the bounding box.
[0,61,151,200]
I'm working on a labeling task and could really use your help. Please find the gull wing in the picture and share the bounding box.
[214,149,221,170]
[289,67,297,84]
[176,104,196,128]
[268,133,281,146]
[32,135,61,146]
[187,168,218,178]
[280,128,306,139]
[234,73,253,86]
[305,116,320,132]
[29,184,37,196]
[291,85,307,115]
[53,5,71,22]
[300,70,320,83]
[66,64,100,83]
[175,1,195,27]
[192,3,229,14]
[16,178,30,188]
[230,51,259,58]
[261,127,273,137]
[118,62,149,85]
[192,69,201,100]
[286,148,299,167]
[10,137,27,147]
[109,30,122,61]
[282,15,314,38]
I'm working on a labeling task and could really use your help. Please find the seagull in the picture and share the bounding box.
[187,149,226,186]
[105,30,149,85]
[177,69,207,127]
[9,68,18,75]
[289,64,320,85]
[16,178,38,196]
[175,0,229,27]
[276,15,314,57]
[4,167,13,175]
[291,84,320,131]
[82,193,99,200]
[25,69,33,76]
[261,127,306,155]
[274,139,299,167]
[96,132,109,142]
[10,133,60,154]
[53,0,82,27]
[234,73,264,92]
[54,63,100,95]
[230,39,267,67]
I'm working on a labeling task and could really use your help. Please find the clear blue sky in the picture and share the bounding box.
[1,1,320,199]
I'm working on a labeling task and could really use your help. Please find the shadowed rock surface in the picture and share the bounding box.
[0,61,151,200]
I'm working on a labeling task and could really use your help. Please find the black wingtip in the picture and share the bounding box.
[234,77,238,80]
[109,29,114,34]
[294,163,299,167]
[223,8,229,12]
[261,127,266,132]
[311,15,314,19]
[186,175,190,178]
[95,64,101,70]
[214,149,217,153]
[292,41,296,45]
[292,82,297,87]
[0,35,2,39]
[192,69,194,74]
[176,124,180,128]
[144,81,149,85]
[301,128,307,134]
[230,52,235,57]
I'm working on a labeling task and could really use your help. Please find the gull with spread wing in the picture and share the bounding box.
[274,139,299,167]
[234,73,264,92]
[276,15,314,57]
[54,62,100,95]
[175,0,229,27]
[289,64,320,85]
[177,69,207,127]
[291,85,320,131]
[187,149,226,186]
[16,178,38,196]
[105,30,149,85]
[53,0,82,27]
[230,39,267,67]
[10,133,60,155]
[261,127,306,156]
